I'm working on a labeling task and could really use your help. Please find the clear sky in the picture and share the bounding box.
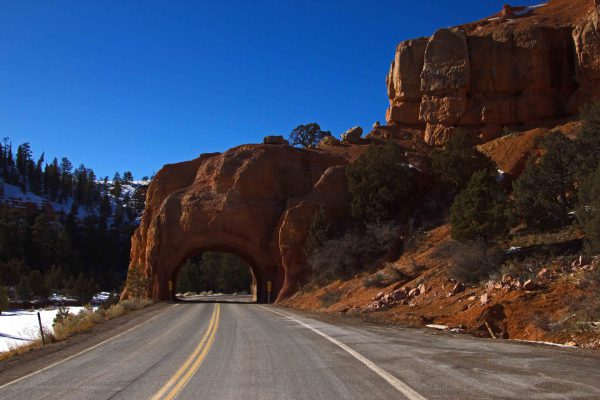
[0,0,543,179]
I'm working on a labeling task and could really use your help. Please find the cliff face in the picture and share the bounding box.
[385,0,600,144]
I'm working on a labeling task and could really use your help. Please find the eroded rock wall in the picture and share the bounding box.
[386,3,600,145]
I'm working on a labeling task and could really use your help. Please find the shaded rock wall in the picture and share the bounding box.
[386,3,600,144]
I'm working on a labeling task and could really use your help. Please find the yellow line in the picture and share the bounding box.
[151,303,220,400]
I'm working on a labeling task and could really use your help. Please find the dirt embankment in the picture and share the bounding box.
[281,224,600,350]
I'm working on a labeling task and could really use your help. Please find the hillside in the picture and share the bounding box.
[0,139,148,302]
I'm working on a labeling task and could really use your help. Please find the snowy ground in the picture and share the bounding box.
[0,307,89,353]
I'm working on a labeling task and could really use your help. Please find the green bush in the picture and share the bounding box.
[346,140,415,223]
[451,169,508,243]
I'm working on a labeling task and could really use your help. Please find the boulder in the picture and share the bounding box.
[317,135,340,147]
[340,126,363,144]
[391,288,408,301]
[263,135,289,145]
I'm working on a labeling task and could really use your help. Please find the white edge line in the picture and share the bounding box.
[0,304,178,389]
[257,305,427,400]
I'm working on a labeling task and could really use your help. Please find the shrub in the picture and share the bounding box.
[513,132,576,230]
[435,240,502,284]
[346,140,415,223]
[363,272,388,288]
[431,129,497,194]
[318,290,342,307]
[451,169,508,243]
[309,222,398,284]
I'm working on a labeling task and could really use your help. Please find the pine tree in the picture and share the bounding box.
[288,123,331,148]
[16,275,32,300]
[0,286,8,314]
[577,164,600,254]
[513,132,576,230]
[29,270,48,298]
[451,169,508,243]
[431,129,497,194]
[346,140,415,223]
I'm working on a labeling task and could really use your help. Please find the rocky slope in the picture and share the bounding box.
[385,0,600,144]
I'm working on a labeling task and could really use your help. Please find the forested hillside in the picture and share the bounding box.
[0,138,148,302]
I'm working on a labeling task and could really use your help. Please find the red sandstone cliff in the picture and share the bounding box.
[385,0,600,144]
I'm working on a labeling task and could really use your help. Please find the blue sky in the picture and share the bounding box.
[0,0,543,178]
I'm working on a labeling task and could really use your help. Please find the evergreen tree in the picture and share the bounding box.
[572,101,600,180]
[16,275,32,300]
[513,132,576,230]
[0,258,29,287]
[431,129,497,194]
[289,123,331,148]
[451,169,508,243]
[577,164,600,254]
[29,270,48,298]
[45,265,66,292]
[0,286,8,314]
[346,140,415,223]
[69,273,98,305]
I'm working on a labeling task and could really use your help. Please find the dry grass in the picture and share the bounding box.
[0,298,153,360]
[0,328,56,361]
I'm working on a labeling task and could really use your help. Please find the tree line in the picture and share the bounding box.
[0,138,149,304]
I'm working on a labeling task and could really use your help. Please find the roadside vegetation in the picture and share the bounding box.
[0,297,152,361]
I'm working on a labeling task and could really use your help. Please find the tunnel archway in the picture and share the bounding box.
[125,144,351,303]
[168,247,280,303]
[175,251,255,299]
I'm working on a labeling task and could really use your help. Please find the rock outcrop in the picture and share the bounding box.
[385,0,600,144]
[125,145,351,303]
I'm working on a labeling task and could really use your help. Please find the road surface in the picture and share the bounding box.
[1,297,599,399]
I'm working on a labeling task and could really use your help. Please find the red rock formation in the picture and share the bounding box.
[124,144,351,303]
[385,0,600,145]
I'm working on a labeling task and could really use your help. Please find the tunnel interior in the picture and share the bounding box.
[168,247,280,303]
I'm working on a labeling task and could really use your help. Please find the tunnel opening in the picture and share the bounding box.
[175,252,255,302]
[165,245,281,304]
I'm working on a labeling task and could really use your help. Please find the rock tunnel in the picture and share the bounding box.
[124,144,351,303]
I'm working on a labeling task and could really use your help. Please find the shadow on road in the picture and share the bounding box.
[172,294,257,304]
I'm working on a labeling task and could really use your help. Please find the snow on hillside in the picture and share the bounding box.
[0,179,90,219]
[0,177,150,222]
[0,306,92,352]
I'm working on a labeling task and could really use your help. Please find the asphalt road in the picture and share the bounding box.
[1,298,599,399]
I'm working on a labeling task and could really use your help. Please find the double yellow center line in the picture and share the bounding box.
[151,304,220,400]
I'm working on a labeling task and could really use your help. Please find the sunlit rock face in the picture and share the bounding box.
[385,0,600,145]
